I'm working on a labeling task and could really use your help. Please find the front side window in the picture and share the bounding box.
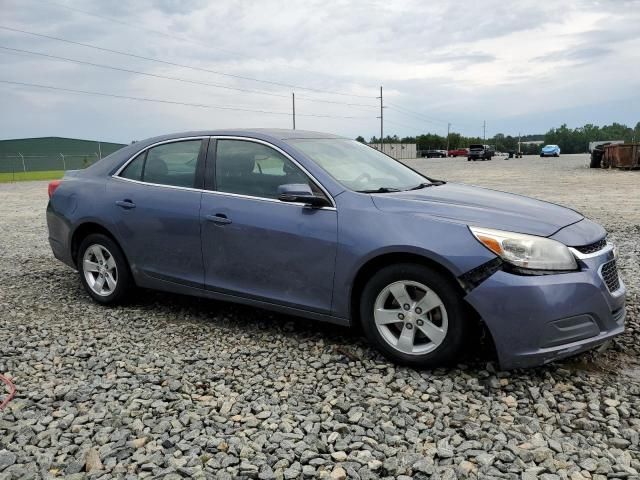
[215,140,323,200]
[288,139,428,192]
[119,140,202,188]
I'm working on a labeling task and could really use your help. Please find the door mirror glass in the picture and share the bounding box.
[278,183,330,207]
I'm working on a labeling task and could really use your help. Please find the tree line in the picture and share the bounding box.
[356,122,639,154]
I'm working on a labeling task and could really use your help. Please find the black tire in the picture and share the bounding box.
[467,157,471,161]
[77,233,132,305]
[359,263,471,367]
[590,155,601,168]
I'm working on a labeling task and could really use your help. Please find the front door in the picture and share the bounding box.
[200,138,338,313]
[107,138,206,287]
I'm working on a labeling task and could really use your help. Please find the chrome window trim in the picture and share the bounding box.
[112,136,208,177]
[111,135,337,211]
[569,243,614,260]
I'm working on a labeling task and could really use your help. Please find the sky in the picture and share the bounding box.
[1,0,639,143]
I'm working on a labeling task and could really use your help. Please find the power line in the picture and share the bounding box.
[386,104,449,127]
[0,46,289,98]
[384,119,431,133]
[0,25,376,99]
[36,0,323,80]
[0,79,369,119]
[0,45,378,108]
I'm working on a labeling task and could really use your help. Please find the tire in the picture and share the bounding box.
[590,154,601,168]
[359,263,471,367]
[467,157,471,161]
[77,233,132,305]
[540,154,544,157]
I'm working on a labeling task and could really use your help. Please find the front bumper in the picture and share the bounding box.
[465,246,625,369]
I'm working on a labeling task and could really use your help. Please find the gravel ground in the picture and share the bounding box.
[1,154,639,480]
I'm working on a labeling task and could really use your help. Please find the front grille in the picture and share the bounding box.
[601,260,621,292]
[574,238,607,254]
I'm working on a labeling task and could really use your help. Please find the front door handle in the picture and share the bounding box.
[205,213,232,225]
[115,199,136,209]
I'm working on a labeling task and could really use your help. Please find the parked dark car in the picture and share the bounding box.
[421,149,447,158]
[47,129,625,369]
[467,144,494,161]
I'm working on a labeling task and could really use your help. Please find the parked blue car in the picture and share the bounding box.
[541,144,561,157]
[47,130,625,369]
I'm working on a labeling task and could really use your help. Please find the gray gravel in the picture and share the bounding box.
[1,154,639,480]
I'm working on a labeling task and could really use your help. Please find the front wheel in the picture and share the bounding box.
[77,233,132,305]
[359,264,471,367]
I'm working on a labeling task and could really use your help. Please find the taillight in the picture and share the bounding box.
[48,180,62,198]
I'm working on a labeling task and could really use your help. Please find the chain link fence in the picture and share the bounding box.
[0,153,102,181]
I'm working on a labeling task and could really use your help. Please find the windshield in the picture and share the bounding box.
[469,144,484,149]
[288,139,429,192]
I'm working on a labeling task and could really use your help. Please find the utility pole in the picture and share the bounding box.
[292,92,296,130]
[446,122,451,152]
[60,153,66,171]
[483,121,486,143]
[377,86,384,152]
[518,132,521,155]
[98,142,102,160]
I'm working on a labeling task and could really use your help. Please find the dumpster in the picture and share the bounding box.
[602,144,640,169]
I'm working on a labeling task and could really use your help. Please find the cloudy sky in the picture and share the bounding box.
[1,0,639,143]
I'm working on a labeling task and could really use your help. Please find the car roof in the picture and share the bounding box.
[138,128,346,144]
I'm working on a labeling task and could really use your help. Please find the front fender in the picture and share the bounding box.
[331,193,496,319]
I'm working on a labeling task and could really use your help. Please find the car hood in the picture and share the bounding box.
[371,183,583,237]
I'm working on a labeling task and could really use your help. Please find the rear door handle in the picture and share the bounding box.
[205,213,232,225]
[115,199,136,209]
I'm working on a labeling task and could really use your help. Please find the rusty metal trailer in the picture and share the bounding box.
[602,144,640,169]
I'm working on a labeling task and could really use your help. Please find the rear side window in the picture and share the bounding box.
[119,140,202,188]
[120,152,145,180]
[215,140,321,200]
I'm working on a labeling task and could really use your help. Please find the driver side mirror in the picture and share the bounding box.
[277,184,330,208]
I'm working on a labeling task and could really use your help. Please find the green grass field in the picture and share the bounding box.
[0,170,64,183]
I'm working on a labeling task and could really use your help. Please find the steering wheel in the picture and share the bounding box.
[354,172,372,184]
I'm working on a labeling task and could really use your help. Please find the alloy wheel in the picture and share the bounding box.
[82,244,118,297]
[373,280,448,355]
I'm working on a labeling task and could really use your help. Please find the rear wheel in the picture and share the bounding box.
[359,264,471,367]
[78,233,132,305]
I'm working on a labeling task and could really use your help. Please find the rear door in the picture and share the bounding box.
[107,138,207,287]
[199,138,338,313]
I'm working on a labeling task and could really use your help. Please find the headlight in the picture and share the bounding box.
[469,226,578,271]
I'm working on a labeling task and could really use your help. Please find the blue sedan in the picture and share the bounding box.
[541,144,561,157]
[46,130,625,369]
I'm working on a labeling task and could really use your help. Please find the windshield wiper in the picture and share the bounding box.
[356,187,403,193]
[410,179,447,189]
[408,182,434,190]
